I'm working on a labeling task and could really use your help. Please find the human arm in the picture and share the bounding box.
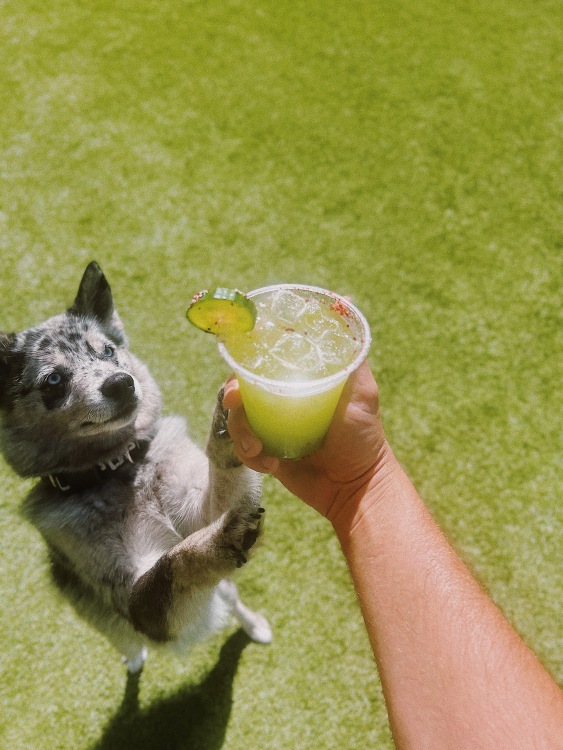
[223,361,563,749]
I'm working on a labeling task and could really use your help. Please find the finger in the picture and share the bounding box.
[227,401,263,459]
[222,374,281,474]
[236,452,280,475]
[260,455,280,474]
[222,376,242,409]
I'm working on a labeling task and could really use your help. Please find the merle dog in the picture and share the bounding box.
[0,261,271,673]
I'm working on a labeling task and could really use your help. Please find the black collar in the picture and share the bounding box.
[42,439,151,493]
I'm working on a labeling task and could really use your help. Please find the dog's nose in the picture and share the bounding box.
[101,372,135,401]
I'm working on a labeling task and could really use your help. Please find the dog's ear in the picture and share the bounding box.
[0,332,17,408]
[69,261,115,323]
[68,262,126,341]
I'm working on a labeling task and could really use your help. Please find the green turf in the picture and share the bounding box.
[0,0,561,747]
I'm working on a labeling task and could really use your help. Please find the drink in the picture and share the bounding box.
[218,285,371,459]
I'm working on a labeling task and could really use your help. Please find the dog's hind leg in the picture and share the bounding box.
[105,627,149,673]
[121,644,148,674]
[217,579,272,644]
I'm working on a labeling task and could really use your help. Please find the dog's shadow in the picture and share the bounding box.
[91,629,251,750]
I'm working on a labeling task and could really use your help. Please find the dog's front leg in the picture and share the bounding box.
[128,503,264,642]
[204,388,263,521]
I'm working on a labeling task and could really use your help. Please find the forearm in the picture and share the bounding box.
[331,446,563,750]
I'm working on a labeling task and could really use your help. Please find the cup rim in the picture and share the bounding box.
[217,283,372,395]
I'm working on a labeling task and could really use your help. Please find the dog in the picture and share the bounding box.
[0,261,271,673]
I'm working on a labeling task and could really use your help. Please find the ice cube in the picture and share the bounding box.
[269,332,322,374]
[296,298,325,333]
[266,290,309,324]
[317,328,357,366]
[226,330,269,372]
[303,302,348,343]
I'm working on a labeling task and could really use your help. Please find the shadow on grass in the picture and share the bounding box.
[91,629,251,750]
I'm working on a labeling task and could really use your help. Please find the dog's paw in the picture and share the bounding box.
[206,388,243,469]
[211,388,230,439]
[243,611,273,644]
[220,505,265,568]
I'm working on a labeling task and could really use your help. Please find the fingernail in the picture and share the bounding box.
[261,456,279,474]
[241,434,258,455]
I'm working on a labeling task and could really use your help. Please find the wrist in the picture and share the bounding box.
[327,441,406,549]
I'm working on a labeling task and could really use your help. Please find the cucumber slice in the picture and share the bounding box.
[186,288,257,335]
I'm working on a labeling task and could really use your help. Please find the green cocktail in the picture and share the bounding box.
[218,285,371,459]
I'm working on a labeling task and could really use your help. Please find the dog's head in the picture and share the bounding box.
[0,261,161,476]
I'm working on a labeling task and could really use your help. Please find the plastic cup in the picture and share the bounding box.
[218,284,371,459]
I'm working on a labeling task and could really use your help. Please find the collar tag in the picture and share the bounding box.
[98,441,137,472]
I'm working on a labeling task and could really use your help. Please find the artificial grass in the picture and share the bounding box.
[0,0,561,748]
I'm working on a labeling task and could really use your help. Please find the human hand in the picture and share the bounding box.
[223,359,389,520]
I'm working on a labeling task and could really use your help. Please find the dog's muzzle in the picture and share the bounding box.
[101,372,137,403]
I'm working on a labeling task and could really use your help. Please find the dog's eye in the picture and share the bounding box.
[104,345,115,358]
[47,372,62,386]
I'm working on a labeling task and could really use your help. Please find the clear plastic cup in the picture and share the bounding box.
[218,284,371,459]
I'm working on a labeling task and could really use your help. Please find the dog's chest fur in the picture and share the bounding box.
[23,416,212,608]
